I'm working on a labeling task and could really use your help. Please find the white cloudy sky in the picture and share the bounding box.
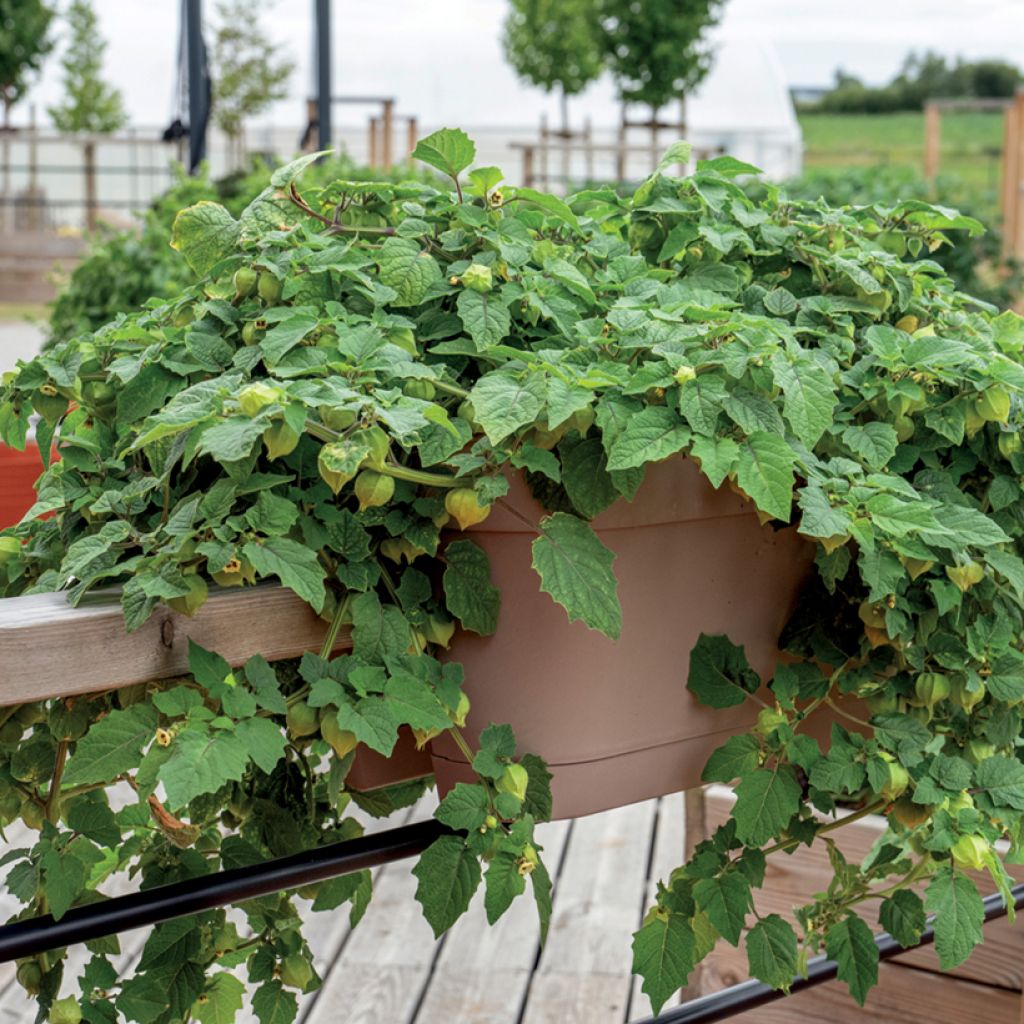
[14,0,1024,130]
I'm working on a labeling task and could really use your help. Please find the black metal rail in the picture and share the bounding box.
[0,815,1019,1023]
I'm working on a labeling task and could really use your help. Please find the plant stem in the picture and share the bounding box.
[431,380,470,399]
[761,799,888,858]
[381,462,465,489]
[319,593,353,660]
[447,726,477,766]
[45,741,69,823]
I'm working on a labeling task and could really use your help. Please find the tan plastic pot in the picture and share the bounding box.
[430,456,816,819]
[346,726,432,791]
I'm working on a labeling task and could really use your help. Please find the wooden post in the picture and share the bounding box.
[304,98,318,153]
[368,116,379,168]
[522,143,535,189]
[1014,92,1024,263]
[924,102,941,183]
[584,116,593,182]
[406,116,418,161]
[381,98,394,171]
[83,138,97,232]
[540,113,549,190]
[1001,97,1020,261]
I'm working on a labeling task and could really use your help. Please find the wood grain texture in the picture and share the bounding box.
[0,587,352,704]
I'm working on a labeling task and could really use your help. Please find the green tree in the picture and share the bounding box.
[597,0,723,119]
[210,0,294,165]
[47,0,126,133]
[0,0,55,125]
[502,0,603,135]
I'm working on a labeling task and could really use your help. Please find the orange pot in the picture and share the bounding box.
[430,456,816,819]
[0,442,47,529]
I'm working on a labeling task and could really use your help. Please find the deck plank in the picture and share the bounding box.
[521,798,658,1024]
[412,819,571,1024]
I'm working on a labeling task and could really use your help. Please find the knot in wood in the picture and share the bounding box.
[160,616,175,649]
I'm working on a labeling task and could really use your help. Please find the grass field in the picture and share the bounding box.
[799,110,1005,193]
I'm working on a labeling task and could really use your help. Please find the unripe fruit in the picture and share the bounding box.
[445,488,491,530]
[354,469,395,510]
[262,421,301,460]
[858,601,887,629]
[0,537,22,564]
[496,763,529,803]
[899,555,933,580]
[484,815,499,829]
[946,561,984,592]
[890,794,934,829]
[865,691,899,716]
[571,406,596,436]
[412,726,443,749]
[286,701,319,738]
[167,575,208,617]
[81,381,117,413]
[387,326,417,353]
[280,954,313,990]
[975,387,1011,424]
[32,391,68,423]
[754,708,787,737]
[914,672,951,709]
[461,263,493,292]
[881,761,910,801]
[48,996,82,1024]
[966,739,996,765]
[517,844,540,876]
[894,414,915,442]
[21,800,44,830]
[233,266,258,299]
[354,426,390,470]
[964,402,986,438]
[998,431,1022,459]
[423,614,456,649]
[403,379,436,400]
[895,314,919,333]
[320,713,358,758]
[950,679,985,712]
[456,400,482,431]
[319,406,357,431]
[16,961,42,996]
[946,792,975,815]
[257,271,282,304]
[673,364,697,386]
[238,382,282,418]
[241,321,263,346]
[318,441,360,494]
[951,834,988,871]
[449,691,470,727]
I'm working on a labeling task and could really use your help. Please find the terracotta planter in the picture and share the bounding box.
[430,456,816,819]
[0,442,46,529]
[345,726,432,791]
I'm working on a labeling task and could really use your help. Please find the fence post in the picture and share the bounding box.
[381,99,394,171]
[83,139,97,232]
[368,116,379,168]
[1014,91,1024,263]
[924,101,941,183]
[406,117,417,162]
[1001,97,1020,261]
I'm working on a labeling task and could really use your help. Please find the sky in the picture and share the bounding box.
[13,0,1024,132]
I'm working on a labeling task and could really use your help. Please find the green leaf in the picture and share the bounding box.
[443,540,500,635]
[733,766,802,847]
[825,914,878,1006]
[261,313,319,364]
[235,717,287,774]
[189,641,231,689]
[270,150,330,187]
[63,706,157,787]
[842,423,899,470]
[170,201,240,276]
[413,835,482,937]
[159,728,250,807]
[245,490,299,536]
[198,416,264,462]
[484,852,526,924]
[772,355,836,447]
[350,591,411,661]
[192,974,246,1024]
[694,872,752,946]
[510,186,579,229]
[690,435,739,489]
[251,981,298,1024]
[746,914,798,989]
[736,432,796,522]
[412,127,476,180]
[925,868,984,969]
[436,782,489,831]
[239,186,297,242]
[879,890,926,948]
[678,374,728,435]
[335,697,398,756]
[531,512,621,638]
[457,289,512,350]
[632,912,696,1014]
[687,633,760,709]
[606,407,691,471]
[532,856,554,942]
[40,843,87,920]
[242,538,326,613]
[378,237,442,307]
[974,755,1024,811]
[311,871,368,912]
[384,671,451,731]
[701,734,761,783]
[656,141,694,172]
[561,437,620,518]
[469,371,543,443]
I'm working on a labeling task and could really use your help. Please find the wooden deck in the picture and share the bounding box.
[0,789,1021,1023]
